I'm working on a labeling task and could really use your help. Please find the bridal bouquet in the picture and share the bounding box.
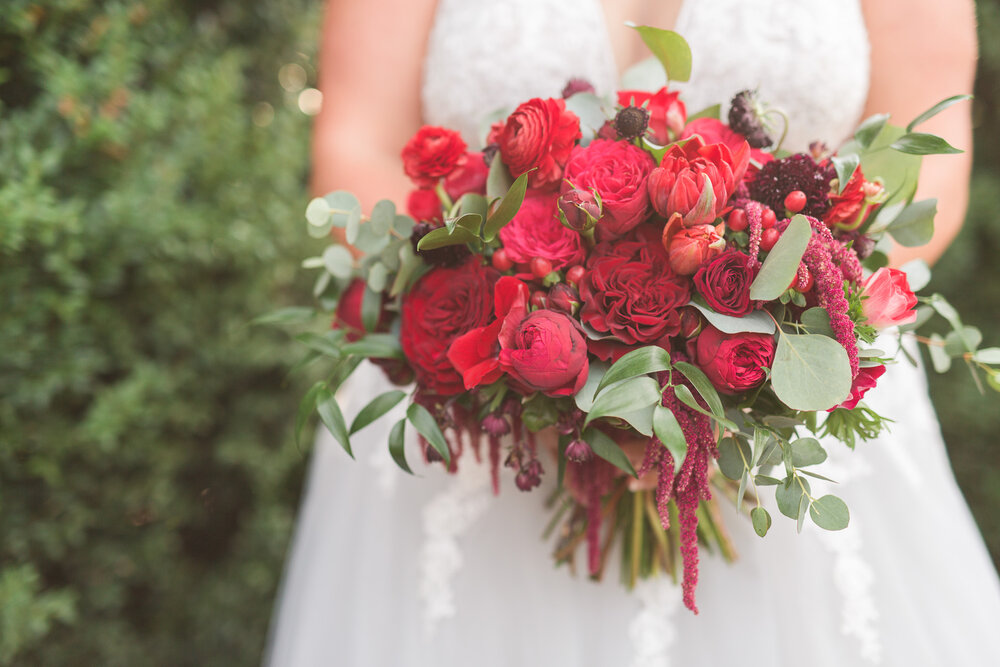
[277,28,1000,612]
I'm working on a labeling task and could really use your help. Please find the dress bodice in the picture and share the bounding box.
[421,0,870,152]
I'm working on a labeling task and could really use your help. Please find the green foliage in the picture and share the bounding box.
[0,0,320,663]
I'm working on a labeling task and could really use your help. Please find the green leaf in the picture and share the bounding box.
[416,224,478,251]
[483,170,531,241]
[325,190,362,227]
[365,264,388,296]
[673,384,739,431]
[595,346,672,396]
[771,332,852,411]
[900,259,931,292]
[890,132,963,155]
[456,193,488,220]
[842,124,922,207]
[749,214,812,301]
[630,25,692,82]
[944,326,982,356]
[251,307,316,326]
[584,376,662,429]
[751,506,772,537]
[296,381,326,445]
[390,242,423,297]
[754,475,782,486]
[717,437,751,481]
[800,307,836,338]
[830,154,860,194]
[486,155,513,200]
[393,214,416,237]
[853,113,890,148]
[317,388,352,458]
[797,494,809,533]
[928,333,952,373]
[583,427,638,478]
[306,197,332,236]
[736,469,749,512]
[809,494,850,530]
[887,199,937,247]
[617,404,655,437]
[370,199,396,235]
[406,403,450,464]
[361,284,382,333]
[672,361,725,420]
[776,476,810,520]
[652,405,687,472]
[295,331,343,359]
[686,103,721,122]
[906,94,973,133]
[388,418,412,474]
[340,333,404,359]
[565,92,610,136]
[444,212,482,235]
[973,348,1000,365]
[790,438,827,467]
[689,301,775,335]
[322,245,354,279]
[349,390,407,434]
[574,360,609,412]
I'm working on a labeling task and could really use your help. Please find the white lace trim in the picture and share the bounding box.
[628,578,681,667]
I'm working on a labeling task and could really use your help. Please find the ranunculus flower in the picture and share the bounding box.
[695,324,775,395]
[406,188,443,223]
[693,251,758,316]
[662,216,725,276]
[617,87,686,144]
[824,166,882,231]
[561,139,656,238]
[580,234,690,354]
[647,135,750,227]
[498,193,585,270]
[401,126,467,187]
[830,364,887,410]
[444,151,489,200]
[494,97,581,191]
[400,258,498,395]
[499,309,589,397]
[861,267,918,329]
[679,117,771,174]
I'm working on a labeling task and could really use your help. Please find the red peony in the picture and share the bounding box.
[861,267,918,329]
[647,135,750,227]
[400,258,498,395]
[499,309,589,397]
[694,324,775,395]
[406,188,443,223]
[494,98,581,191]
[617,87,686,144]
[401,126,467,187]
[693,251,758,316]
[831,364,887,410]
[498,193,585,270]
[561,139,656,238]
[444,151,489,200]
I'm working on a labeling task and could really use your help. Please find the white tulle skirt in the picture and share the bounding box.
[264,344,1000,666]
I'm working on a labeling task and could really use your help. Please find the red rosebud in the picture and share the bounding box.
[830,364,887,411]
[860,268,918,329]
[694,324,775,395]
[497,97,581,191]
[617,87,686,144]
[401,126,467,187]
[406,188,444,224]
[547,283,580,316]
[557,189,602,232]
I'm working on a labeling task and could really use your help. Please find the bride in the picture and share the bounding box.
[266,1,1000,665]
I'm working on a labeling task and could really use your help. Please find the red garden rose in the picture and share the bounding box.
[400,258,498,395]
[498,193,585,270]
[694,324,776,395]
[444,151,489,200]
[580,232,690,357]
[561,139,656,238]
[494,97,581,191]
[617,87,686,144]
[861,267,918,329]
[693,251,758,316]
[401,126,467,187]
[499,309,589,397]
[831,364,887,411]
[647,135,751,227]
[406,188,443,223]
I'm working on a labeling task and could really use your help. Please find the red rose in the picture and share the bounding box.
[499,309,589,397]
[647,135,750,226]
[695,324,775,394]
[400,258,498,395]
[831,364,886,411]
[693,251,758,316]
[406,188,443,223]
[401,126,467,187]
[580,233,690,355]
[824,165,881,231]
[561,139,656,238]
[498,193,585,270]
[662,216,725,276]
[861,267,918,329]
[617,87,686,144]
[680,118,771,175]
[496,97,581,191]
[444,151,489,200]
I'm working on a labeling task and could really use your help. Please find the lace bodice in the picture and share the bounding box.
[422,0,870,152]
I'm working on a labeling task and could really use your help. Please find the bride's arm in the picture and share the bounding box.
[312,0,438,207]
[861,0,978,267]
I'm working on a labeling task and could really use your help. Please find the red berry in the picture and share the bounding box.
[784,190,807,214]
[795,267,815,292]
[565,265,585,286]
[760,227,781,252]
[761,207,777,229]
[727,208,748,232]
[492,249,513,272]
[530,290,548,309]
[530,257,553,279]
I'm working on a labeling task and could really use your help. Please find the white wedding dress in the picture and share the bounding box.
[265,1,1000,665]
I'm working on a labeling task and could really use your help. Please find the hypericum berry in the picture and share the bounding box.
[727,208,748,232]
[614,105,650,140]
[530,257,553,279]
[784,190,807,214]
[566,265,585,286]
[492,248,513,272]
[530,290,548,309]
[760,227,781,252]
[761,207,777,229]
[793,267,815,292]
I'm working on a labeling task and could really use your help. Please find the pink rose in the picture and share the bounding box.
[861,268,918,329]
[695,324,775,395]
[831,364,887,410]
[561,139,656,237]
[498,193,585,270]
[499,309,589,397]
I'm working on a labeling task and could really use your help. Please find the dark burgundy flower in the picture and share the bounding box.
[749,153,834,219]
[693,251,758,316]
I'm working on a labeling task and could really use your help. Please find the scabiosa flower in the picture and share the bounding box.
[749,153,834,219]
[614,105,650,140]
[728,90,772,149]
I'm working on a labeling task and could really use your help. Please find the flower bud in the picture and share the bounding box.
[565,439,593,463]
[562,78,596,98]
[547,283,580,316]
[728,90,772,148]
[614,105,650,141]
[515,458,544,491]
[557,188,602,232]
[481,413,511,437]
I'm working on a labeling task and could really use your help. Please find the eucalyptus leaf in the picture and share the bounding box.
[887,199,936,248]
[790,438,827,467]
[407,403,450,464]
[653,405,687,472]
[754,475,782,486]
[305,197,332,236]
[317,388,352,458]
[630,25,692,82]
[928,333,952,373]
[771,332,852,411]
[312,270,331,299]
[366,262,389,293]
[689,301,775,335]
[595,346,671,396]
[360,285,382,332]
[973,348,1000,365]
[799,307,836,338]
[890,132,963,155]
[352,222,391,255]
[322,245,354,279]
[369,200,396,235]
[718,437,751,481]
[900,259,931,292]
[944,326,982,357]
[388,418,412,474]
[565,92,610,137]
[751,506,772,537]
[345,207,362,244]
[906,94,973,133]
[350,390,407,435]
[736,470,749,513]
[584,376,662,428]
[483,170,531,241]
[809,494,850,530]
[583,427,638,478]
[749,215,812,301]
[776,477,810,520]
[796,494,809,533]
[393,214,416,237]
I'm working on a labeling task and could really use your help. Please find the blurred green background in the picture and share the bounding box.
[0,1,997,664]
